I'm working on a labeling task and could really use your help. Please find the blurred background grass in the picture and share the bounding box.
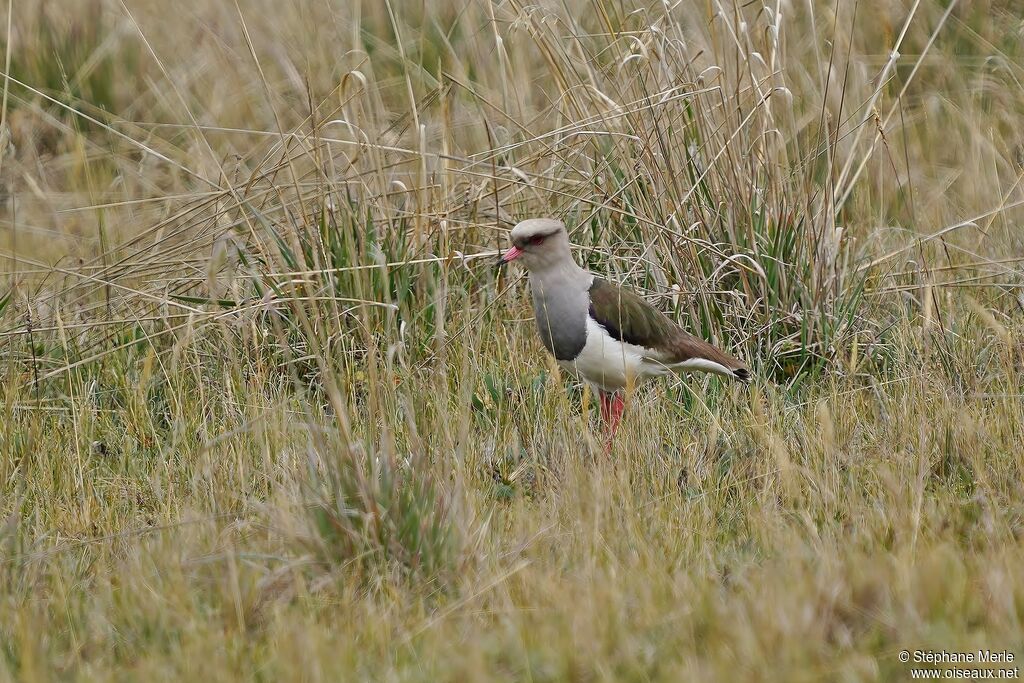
[1,0,1023,680]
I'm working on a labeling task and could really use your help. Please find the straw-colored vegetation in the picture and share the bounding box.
[1,0,1023,679]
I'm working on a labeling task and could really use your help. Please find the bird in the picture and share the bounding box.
[498,218,749,448]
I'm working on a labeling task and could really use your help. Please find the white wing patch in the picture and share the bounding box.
[671,357,735,378]
[560,318,738,391]
[559,318,668,392]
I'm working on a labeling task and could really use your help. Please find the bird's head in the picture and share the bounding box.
[498,218,571,273]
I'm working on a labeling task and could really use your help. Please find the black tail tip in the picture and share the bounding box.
[733,367,750,383]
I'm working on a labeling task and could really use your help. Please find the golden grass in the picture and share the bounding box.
[1,0,1024,680]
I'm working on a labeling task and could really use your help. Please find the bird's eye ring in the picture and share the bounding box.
[529,235,545,245]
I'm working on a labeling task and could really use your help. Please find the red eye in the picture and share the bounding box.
[530,235,545,245]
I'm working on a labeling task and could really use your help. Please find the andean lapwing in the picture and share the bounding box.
[499,218,749,447]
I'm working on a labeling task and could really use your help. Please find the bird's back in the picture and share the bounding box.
[587,277,749,381]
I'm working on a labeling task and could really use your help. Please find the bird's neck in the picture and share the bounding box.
[528,259,591,295]
[526,260,592,361]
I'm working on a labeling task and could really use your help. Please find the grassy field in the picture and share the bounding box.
[1,0,1023,680]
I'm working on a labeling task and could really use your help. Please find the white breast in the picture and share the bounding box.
[559,318,670,392]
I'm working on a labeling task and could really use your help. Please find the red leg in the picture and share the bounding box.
[598,391,611,425]
[608,393,625,442]
[598,391,625,453]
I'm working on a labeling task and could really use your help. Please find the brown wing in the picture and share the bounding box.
[587,277,749,381]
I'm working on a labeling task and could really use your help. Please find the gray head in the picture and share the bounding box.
[499,218,574,272]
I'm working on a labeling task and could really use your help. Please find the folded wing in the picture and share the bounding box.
[587,277,749,381]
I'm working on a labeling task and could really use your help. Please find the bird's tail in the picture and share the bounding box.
[669,332,750,382]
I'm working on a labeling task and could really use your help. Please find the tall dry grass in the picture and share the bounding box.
[1,0,1023,680]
